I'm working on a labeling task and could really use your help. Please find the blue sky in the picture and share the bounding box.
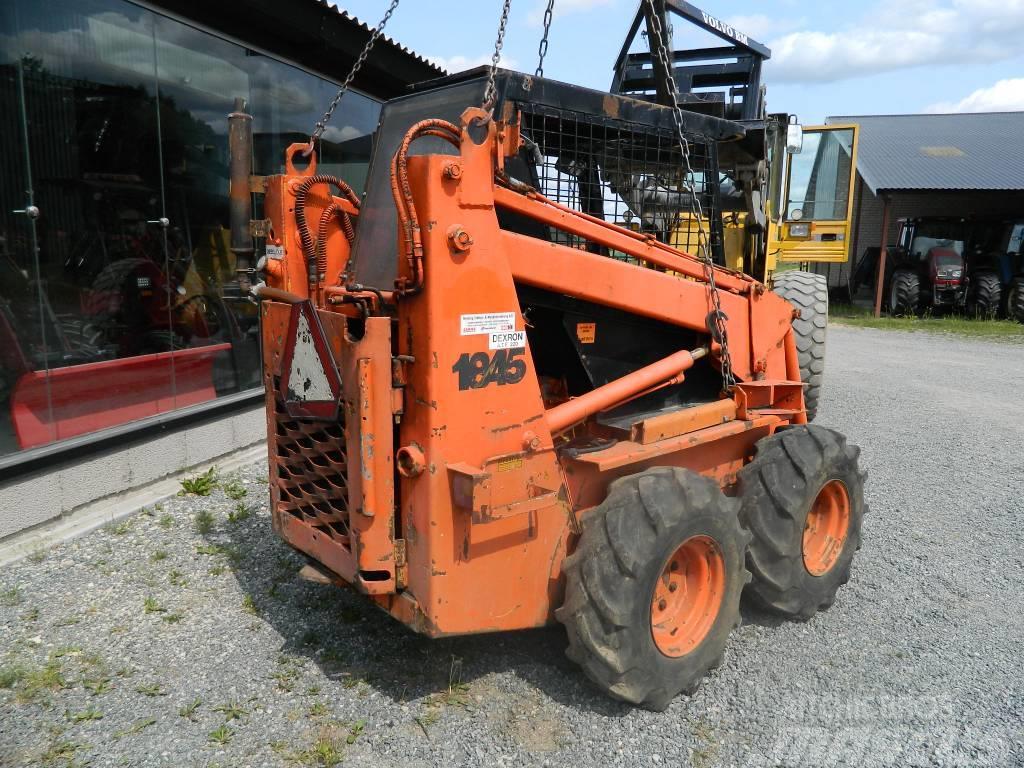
[338,0,1024,123]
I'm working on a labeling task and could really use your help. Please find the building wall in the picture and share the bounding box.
[0,407,265,542]
[812,175,1024,291]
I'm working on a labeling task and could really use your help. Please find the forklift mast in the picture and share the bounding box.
[611,0,769,122]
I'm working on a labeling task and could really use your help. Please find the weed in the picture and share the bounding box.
[269,739,289,755]
[158,514,174,529]
[227,502,253,524]
[150,550,168,563]
[213,700,248,721]
[16,658,68,704]
[108,520,132,535]
[55,614,81,627]
[67,708,103,722]
[346,719,365,745]
[162,612,184,625]
[134,682,166,697]
[27,548,48,564]
[22,606,40,622]
[208,724,233,746]
[82,676,112,695]
[143,597,165,614]
[168,570,187,587]
[222,479,247,500]
[141,507,155,517]
[308,701,328,717]
[38,738,82,765]
[208,564,227,576]
[178,697,202,720]
[181,466,218,496]
[116,667,135,678]
[1,587,22,607]
[241,595,259,616]
[0,663,25,689]
[114,716,156,738]
[294,733,343,767]
[155,503,164,512]
[194,510,215,535]
[196,543,226,557]
[52,646,83,658]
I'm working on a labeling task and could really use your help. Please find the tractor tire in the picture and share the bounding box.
[556,467,750,711]
[771,270,827,422]
[1008,277,1024,324]
[967,272,1002,318]
[888,270,922,317]
[737,425,866,620]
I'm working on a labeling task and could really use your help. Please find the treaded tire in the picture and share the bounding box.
[737,425,866,620]
[967,272,1002,318]
[771,270,827,422]
[888,270,922,317]
[1008,277,1024,324]
[556,467,749,711]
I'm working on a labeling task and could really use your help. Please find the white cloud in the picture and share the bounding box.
[764,0,1024,84]
[722,13,804,42]
[927,78,1024,113]
[527,0,614,27]
[425,53,518,74]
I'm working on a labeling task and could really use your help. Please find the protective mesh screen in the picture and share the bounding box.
[516,104,723,260]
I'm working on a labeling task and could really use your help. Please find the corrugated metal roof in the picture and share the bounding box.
[826,112,1024,194]
[318,1,445,74]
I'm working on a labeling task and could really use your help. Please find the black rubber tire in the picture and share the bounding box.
[967,272,1002,318]
[556,467,750,711]
[888,270,922,316]
[771,270,827,422]
[737,425,867,620]
[1008,277,1024,324]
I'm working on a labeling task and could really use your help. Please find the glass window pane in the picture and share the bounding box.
[785,128,854,221]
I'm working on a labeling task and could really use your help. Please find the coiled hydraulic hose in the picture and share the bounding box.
[293,174,360,286]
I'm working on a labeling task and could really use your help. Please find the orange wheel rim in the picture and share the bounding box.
[802,479,851,576]
[650,535,725,658]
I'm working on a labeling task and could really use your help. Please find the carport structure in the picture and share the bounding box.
[810,112,1024,312]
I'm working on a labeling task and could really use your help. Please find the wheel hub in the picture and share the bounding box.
[802,479,851,576]
[650,535,725,657]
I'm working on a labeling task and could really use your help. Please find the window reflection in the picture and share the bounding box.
[0,0,381,456]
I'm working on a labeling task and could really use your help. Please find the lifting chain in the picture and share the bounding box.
[535,0,556,77]
[304,0,400,155]
[644,0,735,393]
[482,0,513,115]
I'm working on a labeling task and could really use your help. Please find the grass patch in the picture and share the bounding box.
[82,676,112,695]
[162,612,184,625]
[114,716,156,739]
[213,700,248,721]
[241,595,259,616]
[178,697,202,720]
[194,510,215,535]
[67,707,103,722]
[135,682,167,697]
[1,587,23,606]
[158,514,174,529]
[27,548,48,564]
[181,467,218,496]
[143,597,165,614]
[227,503,253,524]
[831,304,1024,340]
[208,724,233,746]
[0,663,26,689]
[168,570,187,587]
[150,550,168,563]
[221,479,247,500]
[16,658,68,704]
[107,520,132,535]
[196,543,226,557]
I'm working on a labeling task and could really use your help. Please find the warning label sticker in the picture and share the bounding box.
[576,322,596,344]
[265,244,285,260]
[488,330,526,350]
[460,312,516,336]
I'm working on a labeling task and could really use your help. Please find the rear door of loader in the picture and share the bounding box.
[772,124,859,265]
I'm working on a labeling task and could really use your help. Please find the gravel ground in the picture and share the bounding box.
[1,325,1022,768]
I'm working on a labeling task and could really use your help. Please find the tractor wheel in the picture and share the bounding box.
[771,270,827,422]
[556,467,749,711]
[737,425,866,620]
[888,270,922,316]
[967,272,1002,318]
[1008,277,1024,324]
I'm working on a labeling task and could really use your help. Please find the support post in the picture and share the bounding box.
[873,193,891,318]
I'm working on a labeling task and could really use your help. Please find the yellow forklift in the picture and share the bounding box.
[613,0,859,418]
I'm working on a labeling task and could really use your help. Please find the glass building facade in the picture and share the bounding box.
[0,0,382,459]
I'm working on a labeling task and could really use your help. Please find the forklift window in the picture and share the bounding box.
[784,129,854,221]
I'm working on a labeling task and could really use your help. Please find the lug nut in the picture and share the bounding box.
[444,162,462,179]
[447,225,473,253]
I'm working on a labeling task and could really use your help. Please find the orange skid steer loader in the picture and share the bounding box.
[256,70,865,710]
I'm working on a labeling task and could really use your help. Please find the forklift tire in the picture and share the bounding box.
[967,272,1002,318]
[888,270,922,317]
[556,467,749,711]
[771,271,827,422]
[737,426,866,620]
[1009,277,1024,324]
